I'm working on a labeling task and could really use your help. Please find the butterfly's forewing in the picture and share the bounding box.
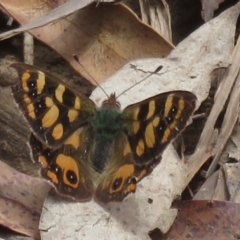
[122,91,196,165]
[30,127,94,201]
[11,63,96,148]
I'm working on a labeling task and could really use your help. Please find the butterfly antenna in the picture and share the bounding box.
[73,54,109,98]
[116,65,163,99]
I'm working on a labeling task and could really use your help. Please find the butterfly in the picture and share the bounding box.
[11,62,196,203]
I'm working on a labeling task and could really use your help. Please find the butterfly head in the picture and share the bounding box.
[101,93,121,110]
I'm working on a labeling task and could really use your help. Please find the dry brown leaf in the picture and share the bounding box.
[0,161,50,238]
[162,200,240,240]
[0,1,173,85]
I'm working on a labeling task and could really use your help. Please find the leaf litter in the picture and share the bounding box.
[39,2,240,240]
[0,1,240,240]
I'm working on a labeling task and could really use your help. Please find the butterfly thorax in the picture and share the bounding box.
[90,94,126,173]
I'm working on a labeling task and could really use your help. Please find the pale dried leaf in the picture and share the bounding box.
[218,125,240,164]
[194,169,228,201]
[223,162,240,203]
[228,125,240,160]
[0,161,50,238]
[201,0,226,21]
[194,171,219,200]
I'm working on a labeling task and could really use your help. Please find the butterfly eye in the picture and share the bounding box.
[112,178,123,191]
[66,170,78,185]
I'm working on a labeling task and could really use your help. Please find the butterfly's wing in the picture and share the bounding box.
[122,91,196,165]
[94,132,160,203]
[11,63,96,148]
[95,91,196,203]
[12,63,96,201]
[30,127,94,201]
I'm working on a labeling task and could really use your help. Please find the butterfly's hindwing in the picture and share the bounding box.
[123,91,196,165]
[11,63,96,148]
[94,133,137,202]
[29,128,94,201]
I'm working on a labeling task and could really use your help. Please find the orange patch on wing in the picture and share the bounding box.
[132,107,140,120]
[42,104,59,127]
[39,155,48,168]
[64,130,81,149]
[52,123,63,140]
[109,164,134,194]
[74,97,81,109]
[145,123,155,148]
[23,94,31,104]
[136,139,145,156]
[68,109,79,122]
[145,122,156,148]
[124,183,136,195]
[21,72,31,92]
[123,142,131,156]
[164,96,173,117]
[55,84,65,103]
[27,103,36,119]
[137,169,147,180]
[161,128,171,143]
[152,116,160,127]
[46,171,58,184]
[146,100,155,119]
[56,154,79,188]
[45,97,54,107]
[36,72,45,94]
[132,121,140,134]
[175,98,185,119]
